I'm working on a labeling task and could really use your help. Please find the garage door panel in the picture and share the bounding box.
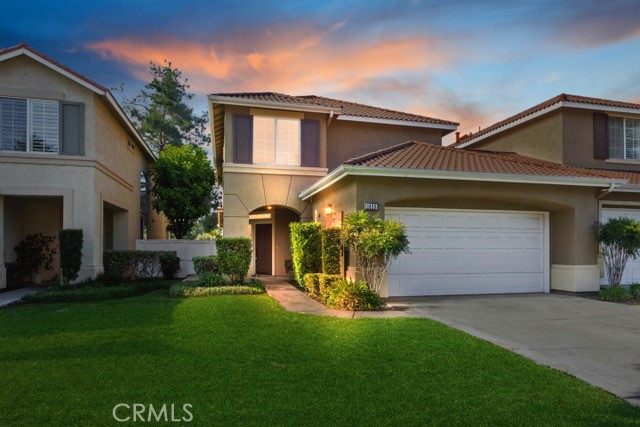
[387,208,546,296]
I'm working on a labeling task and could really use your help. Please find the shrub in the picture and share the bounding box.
[321,228,341,275]
[216,238,252,283]
[630,283,640,300]
[318,274,341,300]
[58,229,83,284]
[103,250,180,280]
[14,233,57,275]
[599,286,632,303]
[342,211,409,295]
[325,278,382,311]
[194,272,227,287]
[158,251,180,279]
[596,217,640,286]
[290,222,322,285]
[193,256,219,276]
[304,273,321,296]
[169,280,265,298]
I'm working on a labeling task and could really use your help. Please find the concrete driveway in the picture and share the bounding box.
[390,293,640,405]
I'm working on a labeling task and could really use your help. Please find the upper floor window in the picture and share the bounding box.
[252,116,301,166]
[609,116,640,160]
[0,97,59,153]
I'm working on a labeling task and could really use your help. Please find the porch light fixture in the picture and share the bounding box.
[324,205,333,215]
[267,205,272,210]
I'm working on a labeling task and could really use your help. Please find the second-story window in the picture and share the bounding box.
[252,116,300,166]
[0,97,59,153]
[609,116,640,160]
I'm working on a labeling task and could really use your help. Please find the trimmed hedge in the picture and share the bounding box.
[58,229,83,284]
[216,238,252,283]
[324,278,382,311]
[193,256,219,276]
[169,279,265,298]
[318,274,341,299]
[290,222,322,285]
[103,250,180,280]
[194,272,227,287]
[304,273,321,296]
[321,228,341,275]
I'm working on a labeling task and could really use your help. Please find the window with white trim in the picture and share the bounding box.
[252,116,300,165]
[609,116,640,160]
[0,97,59,153]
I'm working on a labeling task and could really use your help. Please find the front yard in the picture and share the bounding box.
[0,292,638,426]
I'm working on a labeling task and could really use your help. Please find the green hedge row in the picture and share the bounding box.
[321,228,341,275]
[169,279,265,298]
[103,250,180,280]
[193,256,219,276]
[290,222,322,285]
[303,273,381,311]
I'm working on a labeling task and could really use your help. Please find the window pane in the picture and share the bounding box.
[252,116,275,163]
[608,116,624,159]
[30,99,59,153]
[0,97,27,151]
[626,118,640,160]
[276,118,300,166]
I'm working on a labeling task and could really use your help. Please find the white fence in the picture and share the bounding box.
[135,239,216,277]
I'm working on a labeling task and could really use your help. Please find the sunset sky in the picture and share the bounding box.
[1,0,639,144]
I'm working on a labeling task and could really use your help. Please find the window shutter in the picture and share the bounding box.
[593,112,608,159]
[233,114,253,163]
[301,119,320,167]
[60,102,84,155]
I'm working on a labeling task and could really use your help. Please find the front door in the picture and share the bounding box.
[255,224,272,275]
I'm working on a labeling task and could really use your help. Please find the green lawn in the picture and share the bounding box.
[0,292,639,426]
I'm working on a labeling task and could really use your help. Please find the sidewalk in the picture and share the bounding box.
[260,277,409,318]
[0,287,39,308]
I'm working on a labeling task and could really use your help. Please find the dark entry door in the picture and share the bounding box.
[255,224,272,275]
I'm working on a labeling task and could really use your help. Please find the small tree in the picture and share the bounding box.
[149,145,216,239]
[341,211,410,295]
[596,217,640,286]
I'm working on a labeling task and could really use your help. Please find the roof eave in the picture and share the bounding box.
[208,95,338,114]
[299,164,625,200]
[336,115,458,133]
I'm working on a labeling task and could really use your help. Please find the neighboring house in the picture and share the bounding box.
[210,92,640,297]
[0,43,166,289]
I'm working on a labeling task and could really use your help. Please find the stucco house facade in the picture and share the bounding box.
[0,44,166,289]
[210,92,640,297]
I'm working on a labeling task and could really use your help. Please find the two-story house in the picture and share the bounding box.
[0,43,166,288]
[211,92,640,297]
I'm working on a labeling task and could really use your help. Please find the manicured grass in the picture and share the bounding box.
[0,293,639,426]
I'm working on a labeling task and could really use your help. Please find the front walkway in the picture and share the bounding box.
[0,287,39,307]
[260,277,409,318]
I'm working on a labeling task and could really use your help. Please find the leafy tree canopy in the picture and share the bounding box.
[149,145,216,239]
[124,61,210,152]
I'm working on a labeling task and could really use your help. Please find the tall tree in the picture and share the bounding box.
[149,145,216,239]
[125,61,210,152]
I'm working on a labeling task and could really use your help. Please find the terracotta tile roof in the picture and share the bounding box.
[209,91,458,126]
[344,140,640,183]
[454,94,640,147]
[0,42,108,92]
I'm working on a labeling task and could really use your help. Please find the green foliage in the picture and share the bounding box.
[629,283,640,300]
[318,274,341,300]
[21,281,171,303]
[149,144,216,239]
[289,222,322,285]
[14,233,58,275]
[304,273,321,296]
[341,211,410,294]
[324,278,382,311]
[216,238,252,283]
[195,230,220,240]
[598,286,632,303]
[194,272,227,287]
[596,217,640,286]
[158,251,181,279]
[58,229,83,284]
[186,210,220,239]
[193,256,219,276]
[169,279,265,298]
[321,227,341,275]
[124,61,210,152]
[103,250,179,280]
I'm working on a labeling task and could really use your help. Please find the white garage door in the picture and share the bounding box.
[601,208,640,284]
[386,208,548,296]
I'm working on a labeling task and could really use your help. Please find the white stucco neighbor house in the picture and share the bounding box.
[0,43,167,288]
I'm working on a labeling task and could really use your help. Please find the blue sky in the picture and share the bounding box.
[2,0,639,143]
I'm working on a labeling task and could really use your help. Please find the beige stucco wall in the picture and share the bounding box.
[471,111,563,163]
[326,121,444,170]
[0,54,164,285]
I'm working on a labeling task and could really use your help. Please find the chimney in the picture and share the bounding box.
[455,131,460,143]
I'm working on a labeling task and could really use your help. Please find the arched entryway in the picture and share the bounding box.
[249,206,300,276]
